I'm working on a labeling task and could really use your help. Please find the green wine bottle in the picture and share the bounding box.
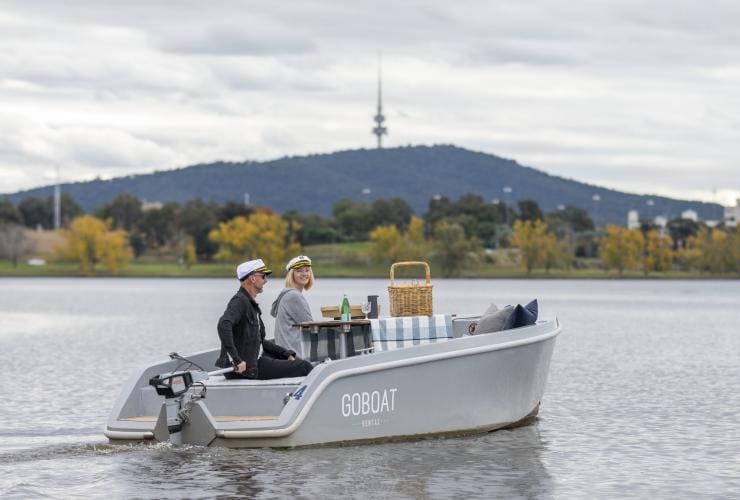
[340,294,351,321]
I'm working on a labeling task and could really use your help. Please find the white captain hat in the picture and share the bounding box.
[236,259,272,280]
[286,255,312,271]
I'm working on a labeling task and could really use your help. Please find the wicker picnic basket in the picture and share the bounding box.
[388,261,433,317]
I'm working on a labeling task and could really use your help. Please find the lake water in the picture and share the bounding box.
[1,277,739,499]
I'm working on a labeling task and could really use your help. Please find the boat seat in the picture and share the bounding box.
[370,314,454,352]
[206,376,305,387]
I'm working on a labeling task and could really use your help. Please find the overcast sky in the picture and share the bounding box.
[1,0,738,205]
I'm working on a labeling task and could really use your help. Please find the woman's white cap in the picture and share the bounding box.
[286,255,312,271]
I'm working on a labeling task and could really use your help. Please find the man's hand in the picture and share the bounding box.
[235,361,247,373]
[287,355,295,361]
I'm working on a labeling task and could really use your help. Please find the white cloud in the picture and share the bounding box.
[0,0,738,205]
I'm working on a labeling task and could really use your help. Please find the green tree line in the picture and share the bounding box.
[1,192,738,277]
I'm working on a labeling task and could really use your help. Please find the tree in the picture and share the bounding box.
[455,194,501,227]
[58,193,84,227]
[424,194,507,245]
[332,198,373,240]
[56,215,132,274]
[406,215,427,252]
[219,201,254,222]
[691,227,735,274]
[173,233,198,269]
[18,194,83,229]
[369,216,430,265]
[599,225,644,276]
[666,217,700,249]
[546,205,594,233]
[541,232,573,273]
[431,220,482,277]
[138,203,178,250]
[127,230,147,258]
[96,229,133,274]
[209,213,300,270]
[730,227,740,274]
[641,230,673,275]
[369,225,404,263]
[96,193,143,230]
[283,210,344,245]
[0,223,27,266]
[369,198,414,231]
[508,219,551,275]
[517,199,544,222]
[19,196,52,229]
[177,200,220,259]
[184,241,197,269]
[0,200,23,225]
[424,195,454,231]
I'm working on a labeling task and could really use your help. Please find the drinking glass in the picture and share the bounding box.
[361,302,372,318]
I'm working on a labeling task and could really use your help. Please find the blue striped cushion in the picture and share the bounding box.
[369,315,454,351]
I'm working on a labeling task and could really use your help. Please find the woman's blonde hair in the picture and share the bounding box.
[285,266,314,291]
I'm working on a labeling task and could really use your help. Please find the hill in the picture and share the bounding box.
[3,145,720,225]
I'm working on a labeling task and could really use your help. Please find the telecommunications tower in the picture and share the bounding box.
[372,53,387,148]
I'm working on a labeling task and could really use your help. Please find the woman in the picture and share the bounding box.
[270,255,314,357]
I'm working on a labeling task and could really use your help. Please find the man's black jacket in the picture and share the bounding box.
[216,287,295,379]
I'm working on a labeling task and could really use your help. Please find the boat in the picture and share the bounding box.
[104,311,561,448]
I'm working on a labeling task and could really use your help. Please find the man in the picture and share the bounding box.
[216,258,313,379]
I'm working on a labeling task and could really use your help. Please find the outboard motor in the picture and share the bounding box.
[146,354,235,443]
[149,371,195,434]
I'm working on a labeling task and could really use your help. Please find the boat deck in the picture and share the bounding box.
[121,415,279,422]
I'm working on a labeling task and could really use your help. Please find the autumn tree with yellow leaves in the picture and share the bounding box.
[208,212,301,272]
[369,215,430,264]
[56,215,132,274]
[599,225,644,276]
[688,227,738,274]
[641,230,673,276]
[731,226,740,274]
[508,220,558,275]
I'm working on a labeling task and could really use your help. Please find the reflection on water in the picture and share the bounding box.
[1,278,739,498]
[0,427,552,498]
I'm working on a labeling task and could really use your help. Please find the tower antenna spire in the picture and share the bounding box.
[372,52,387,148]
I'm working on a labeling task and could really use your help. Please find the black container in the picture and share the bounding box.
[367,295,379,319]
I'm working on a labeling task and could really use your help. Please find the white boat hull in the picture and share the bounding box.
[105,317,560,448]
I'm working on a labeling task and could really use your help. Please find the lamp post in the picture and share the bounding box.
[503,186,513,225]
[53,166,61,230]
[646,199,654,223]
[43,166,64,230]
[592,194,601,228]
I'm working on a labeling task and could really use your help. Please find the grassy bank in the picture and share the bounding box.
[1,255,735,280]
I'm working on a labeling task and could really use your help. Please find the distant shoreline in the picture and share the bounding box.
[1,261,736,280]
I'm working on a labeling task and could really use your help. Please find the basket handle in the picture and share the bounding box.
[389,261,431,285]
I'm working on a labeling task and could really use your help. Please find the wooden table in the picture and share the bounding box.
[295,319,372,360]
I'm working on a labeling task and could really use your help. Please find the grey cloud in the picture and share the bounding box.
[205,60,335,94]
[464,39,587,67]
[157,25,317,57]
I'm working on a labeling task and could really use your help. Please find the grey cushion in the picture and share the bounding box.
[483,303,500,315]
[476,304,513,334]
